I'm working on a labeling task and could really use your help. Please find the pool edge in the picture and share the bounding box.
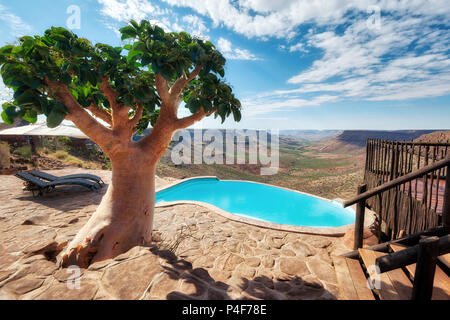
[155,176,375,237]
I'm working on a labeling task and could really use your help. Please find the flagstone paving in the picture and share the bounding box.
[0,168,349,300]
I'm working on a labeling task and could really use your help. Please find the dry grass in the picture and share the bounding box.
[156,139,366,200]
[43,149,104,169]
[157,225,199,255]
[0,142,10,168]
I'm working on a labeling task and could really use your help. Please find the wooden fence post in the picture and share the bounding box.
[443,165,450,234]
[412,236,439,300]
[389,143,396,180]
[354,184,367,250]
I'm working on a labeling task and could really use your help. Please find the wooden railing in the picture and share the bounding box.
[362,139,450,240]
[344,156,450,250]
[376,234,450,300]
[365,139,449,181]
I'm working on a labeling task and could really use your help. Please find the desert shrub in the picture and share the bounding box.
[13,145,32,159]
[157,225,199,254]
[0,141,10,168]
[41,136,70,152]
[52,150,83,166]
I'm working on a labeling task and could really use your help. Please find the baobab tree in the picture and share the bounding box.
[0,20,241,267]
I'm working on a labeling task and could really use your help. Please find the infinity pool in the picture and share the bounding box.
[156,178,355,228]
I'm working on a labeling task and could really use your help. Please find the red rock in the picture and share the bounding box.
[102,253,162,299]
[3,276,44,295]
[279,258,310,276]
[343,227,378,249]
[36,279,98,300]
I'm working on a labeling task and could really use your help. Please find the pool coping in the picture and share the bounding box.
[155,176,375,237]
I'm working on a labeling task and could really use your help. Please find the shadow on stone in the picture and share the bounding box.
[149,246,336,300]
[16,184,108,210]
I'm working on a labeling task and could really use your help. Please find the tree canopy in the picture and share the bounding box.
[0,20,241,135]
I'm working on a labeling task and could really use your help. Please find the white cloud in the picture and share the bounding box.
[98,0,166,22]
[162,0,450,39]
[289,42,307,53]
[217,37,260,60]
[96,0,450,106]
[0,4,32,39]
[181,15,209,39]
[97,0,210,39]
[163,0,349,38]
[242,94,338,116]
[283,14,450,102]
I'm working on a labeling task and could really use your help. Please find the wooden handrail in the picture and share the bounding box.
[376,234,450,273]
[376,235,450,300]
[341,226,447,259]
[343,156,450,207]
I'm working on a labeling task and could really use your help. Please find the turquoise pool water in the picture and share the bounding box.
[156,178,355,228]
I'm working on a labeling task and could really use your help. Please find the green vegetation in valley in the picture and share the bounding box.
[157,137,365,200]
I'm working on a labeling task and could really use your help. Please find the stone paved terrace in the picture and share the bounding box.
[0,168,352,300]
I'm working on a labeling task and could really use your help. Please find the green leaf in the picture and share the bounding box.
[22,109,38,123]
[127,50,143,63]
[186,98,201,114]
[16,88,39,106]
[3,103,23,120]
[22,77,41,89]
[130,20,140,30]
[0,20,243,133]
[120,26,138,40]
[1,111,13,124]
[141,53,152,66]
[47,106,66,128]
[87,71,98,86]
[232,108,241,122]
[0,45,14,56]
[53,102,68,114]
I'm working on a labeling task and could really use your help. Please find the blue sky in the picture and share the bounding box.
[0,0,449,130]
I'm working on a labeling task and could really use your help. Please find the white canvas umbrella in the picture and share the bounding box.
[0,122,88,139]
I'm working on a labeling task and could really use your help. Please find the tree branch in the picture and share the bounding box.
[101,75,130,132]
[44,77,115,154]
[86,103,112,126]
[175,106,217,130]
[101,76,119,109]
[155,74,171,103]
[169,64,202,98]
[128,103,143,132]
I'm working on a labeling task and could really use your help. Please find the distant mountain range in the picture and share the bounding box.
[278,130,342,142]
[317,130,449,153]
[334,130,446,147]
[134,128,341,142]
[2,121,445,147]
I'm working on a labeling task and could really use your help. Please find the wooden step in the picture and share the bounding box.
[359,248,411,300]
[439,253,450,269]
[333,255,375,300]
[390,243,450,300]
[373,250,413,299]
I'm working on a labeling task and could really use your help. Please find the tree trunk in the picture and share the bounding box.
[60,152,157,268]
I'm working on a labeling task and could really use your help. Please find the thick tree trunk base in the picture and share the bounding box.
[59,161,156,268]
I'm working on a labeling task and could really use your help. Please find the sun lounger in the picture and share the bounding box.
[15,172,100,196]
[28,170,105,187]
